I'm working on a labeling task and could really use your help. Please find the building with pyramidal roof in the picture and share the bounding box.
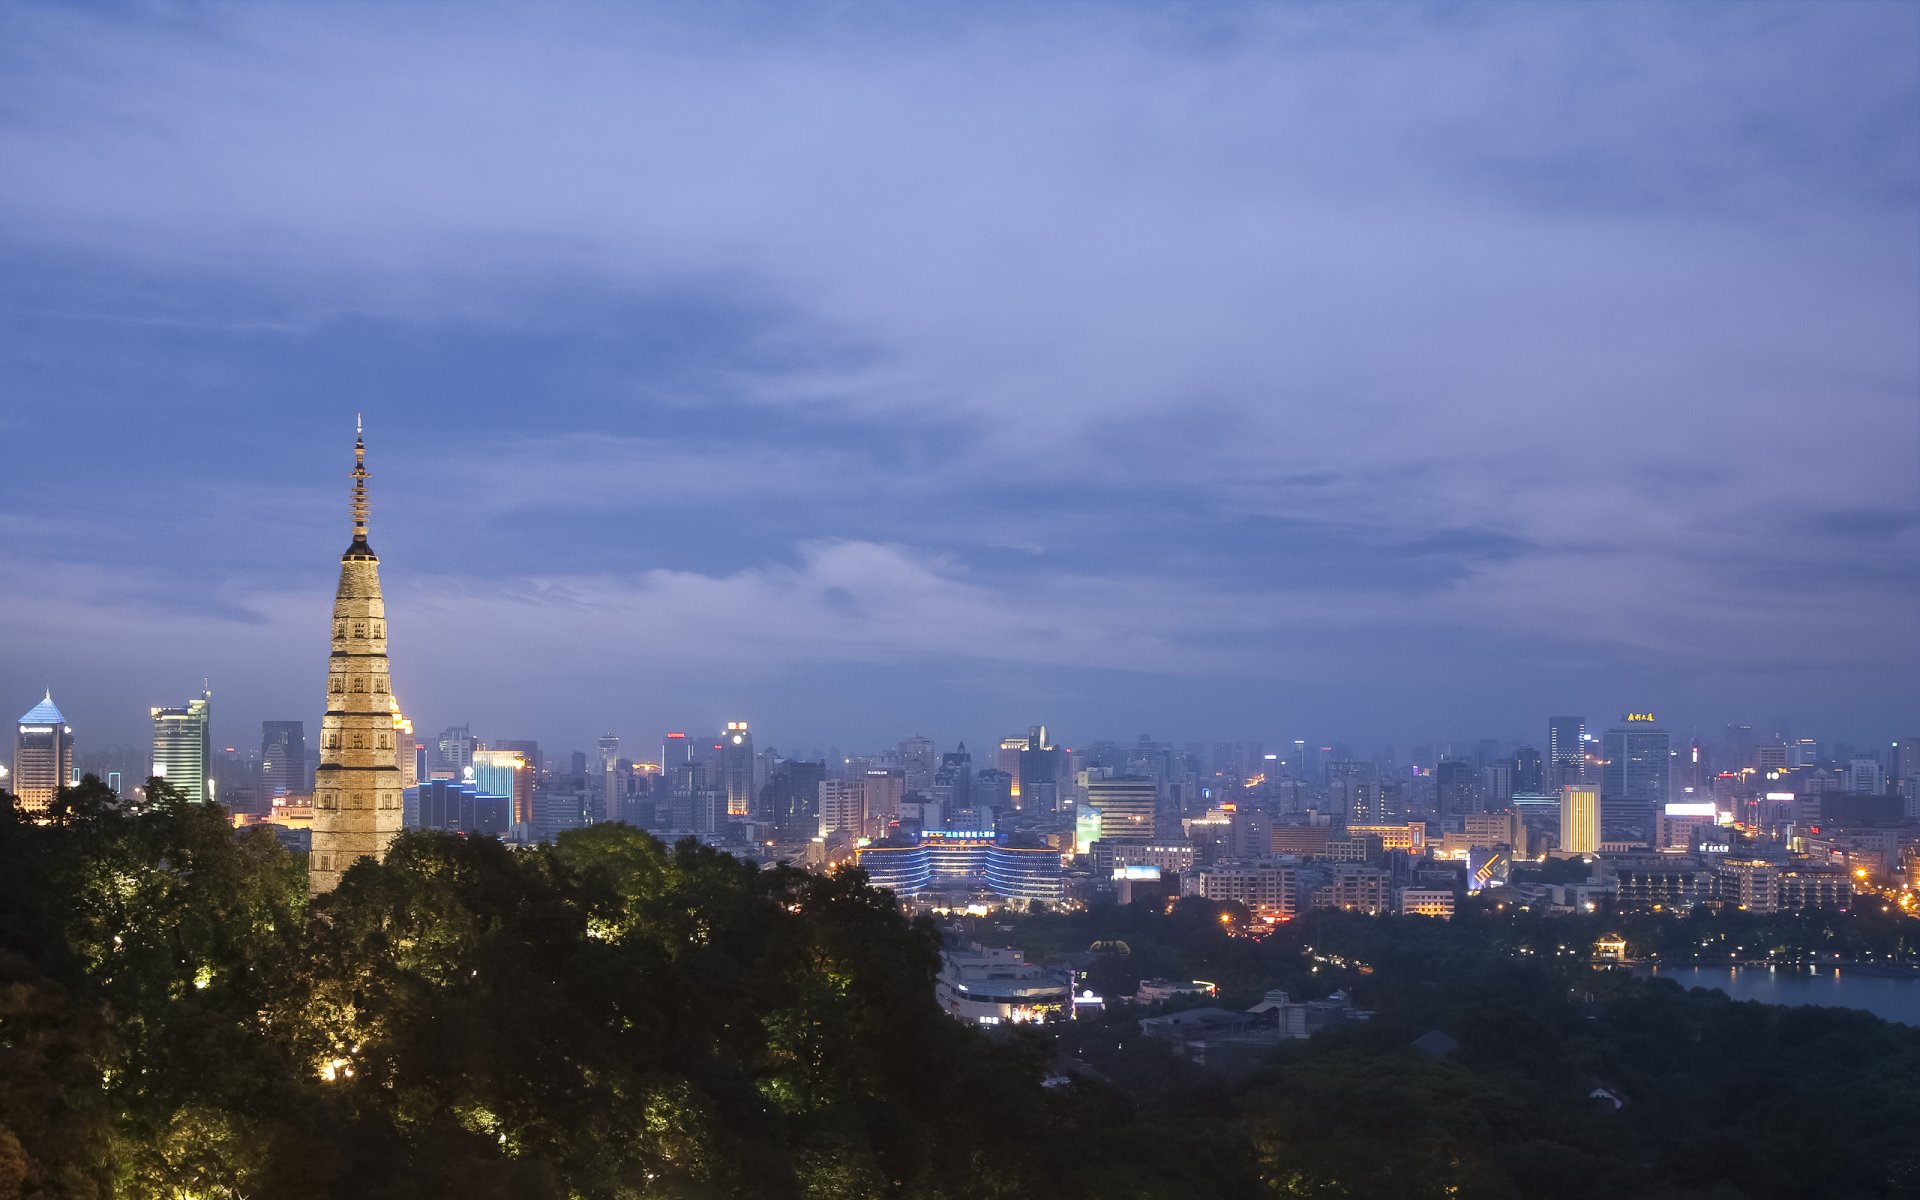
[310,420,404,895]
[13,691,73,814]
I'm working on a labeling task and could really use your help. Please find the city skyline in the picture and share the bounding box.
[2,3,1916,757]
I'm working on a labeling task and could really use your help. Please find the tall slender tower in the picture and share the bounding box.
[311,419,404,895]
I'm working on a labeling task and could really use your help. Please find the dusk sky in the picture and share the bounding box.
[2,2,1916,760]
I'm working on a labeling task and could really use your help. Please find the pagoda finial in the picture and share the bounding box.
[348,418,371,552]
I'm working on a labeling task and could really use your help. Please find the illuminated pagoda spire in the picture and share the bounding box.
[310,417,404,895]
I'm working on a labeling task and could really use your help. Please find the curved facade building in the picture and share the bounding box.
[857,831,1065,903]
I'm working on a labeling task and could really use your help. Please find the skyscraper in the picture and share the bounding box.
[261,720,306,800]
[1601,714,1670,834]
[151,690,211,805]
[310,422,404,896]
[897,734,935,794]
[472,748,533,828]
[1434,759,1478,819]
[597,732,620,822]
[1547,716,1585,789]
[719,721,754,817]
[13,691,73,814]
[1560,785,1600,855]
[1018,725,1063,814]
[1089,775,1157,844]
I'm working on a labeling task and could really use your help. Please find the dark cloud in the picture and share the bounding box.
[0,1,1914,753]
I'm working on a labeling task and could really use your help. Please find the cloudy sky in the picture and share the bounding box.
[1,1,1915,761]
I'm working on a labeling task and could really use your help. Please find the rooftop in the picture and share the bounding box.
[18,691,64,725]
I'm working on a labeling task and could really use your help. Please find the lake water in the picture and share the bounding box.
[1644,965,1920,1028]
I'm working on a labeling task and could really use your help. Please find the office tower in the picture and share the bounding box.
[860,769,905,833]
[213,744,261,815]
[1512,747,1544,794]
[261,720,306,800]
[897,735,935,794]
[1328,760,1378,823]
[435,725,477,776]
[719,722,754,817]
[933,743,973,812]
[972,767,1013,813]
[997,736,1027,801]
[818,779,865,838]
[1482,762,1513,808]
[310,422,404,896]
[151,689,212,805]
[1560,785,1601,855]
[392,703,418,790]
[1755,742,1789,773]
[1547,716,1585,789]
[1847,758,1886,795]
[1601,715,1670,834]
[762,759,826,842]
[597,732,620,822]
[1434,759,1478,819]
[13,692,73,814]
[1089,775,1157,844]
[495,739,542,779]
[472,748,533,828]
[1019,726,1063,813]
[1724,723,1756,772]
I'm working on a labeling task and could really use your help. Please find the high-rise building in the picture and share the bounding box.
[997,736,1027,802]
[1434,759,1478,819]
[818,779,865,839]
[933,744,973,813]
[1328,760,1378,823]
[761,759,826,842]
[1601,715,1670,834]
[1560,785,1601,855]
[1090,775,1157,844]
[860,768,905,834]
[13,692,73,814]
[436,724,477,777]
[472,748,533,828]
[310,422,404,895]
[1018,726,1064,814]
[1848,758,1886,795]
[898,735,936,794]
[1512,747,1544,794]
[597,733,620,822]
[719,722,754,817]
[1547,716,1585,789]
[261,720,306,800]
[151,690,212,805]
[391,703,419,791]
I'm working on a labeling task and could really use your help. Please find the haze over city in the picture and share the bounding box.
[2,1,1915,754]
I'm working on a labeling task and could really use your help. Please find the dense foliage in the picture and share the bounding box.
[0,777,1095,1199]
[4,777,1917,1199]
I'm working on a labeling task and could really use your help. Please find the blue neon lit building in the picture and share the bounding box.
[857,830,1064,903]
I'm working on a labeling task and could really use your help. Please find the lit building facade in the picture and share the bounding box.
[719,721,754,817]
[1548,715,1586,789]
[1090,774,1158,844]
[310,423,404,895]
[1601,716,1670,833]
[151,690,211,805]
[1560,785,1601,855]
[857,831,1065,903]
[471,748,532,828]
[1198,860,1299,917]
[934,946,1071,1025]
[13,692,73,814]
